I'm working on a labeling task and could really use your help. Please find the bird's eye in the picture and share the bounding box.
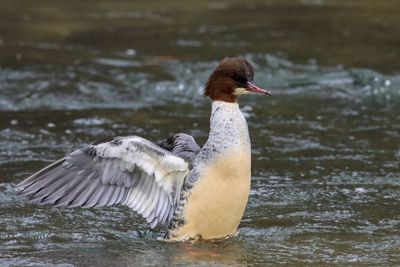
[232,75,246,84]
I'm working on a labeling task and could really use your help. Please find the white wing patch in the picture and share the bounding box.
[96,136,188,201]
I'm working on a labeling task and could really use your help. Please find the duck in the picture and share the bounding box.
[16,57,271,242]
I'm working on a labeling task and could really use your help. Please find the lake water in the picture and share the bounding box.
[1,0,400,266]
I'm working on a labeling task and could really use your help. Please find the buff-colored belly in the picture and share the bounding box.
[169,147,251,241]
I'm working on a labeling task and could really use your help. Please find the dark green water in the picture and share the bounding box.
[1,1,400,266]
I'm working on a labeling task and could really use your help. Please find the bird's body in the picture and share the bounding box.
[16,57,270,242]
[167,101,251,240]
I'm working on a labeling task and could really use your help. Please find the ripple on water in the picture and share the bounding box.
[1,54,399,112]
[1,54,400,265]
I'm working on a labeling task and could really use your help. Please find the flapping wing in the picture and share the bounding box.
[159,133,200,168]
[16,136,189,228]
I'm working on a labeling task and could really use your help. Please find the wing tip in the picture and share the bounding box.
[15,158,67,190]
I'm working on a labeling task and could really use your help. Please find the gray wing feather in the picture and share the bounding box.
[16,135,190,228]
[133,174,150,211]
[105,186,121,206]
[17,158,66,189]
[142,181,157,215]
[99,186,115,207]
[160,194,170,223]
[159,133,200,167]
[51,176,93,207]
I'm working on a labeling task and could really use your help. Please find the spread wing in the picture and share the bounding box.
[16,135,191,228]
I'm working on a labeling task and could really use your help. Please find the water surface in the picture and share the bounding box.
[1,1,400,266]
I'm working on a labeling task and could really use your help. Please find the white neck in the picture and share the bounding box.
[208,100,250,149]
[211,101,239,114]
[190,100,250,170]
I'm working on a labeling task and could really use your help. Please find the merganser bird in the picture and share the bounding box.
[16,57,271,241]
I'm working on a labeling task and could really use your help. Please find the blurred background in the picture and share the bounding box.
[1,0,400,266]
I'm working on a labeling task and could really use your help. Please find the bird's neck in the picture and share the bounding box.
[208,101,250,148]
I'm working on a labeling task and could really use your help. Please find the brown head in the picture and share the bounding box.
[204,57,271,102]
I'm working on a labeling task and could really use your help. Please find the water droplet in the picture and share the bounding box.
[40,129,50,135]
[341,189,351,195]
[125,49,136,56]
[355,187,367,194]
